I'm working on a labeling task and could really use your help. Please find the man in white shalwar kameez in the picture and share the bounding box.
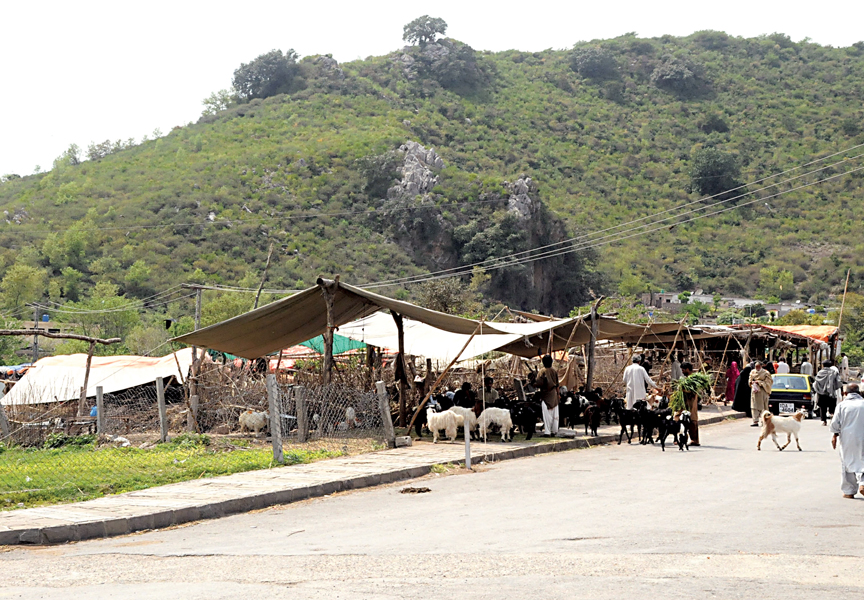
[623,356,656,409]
[830,383,864,498]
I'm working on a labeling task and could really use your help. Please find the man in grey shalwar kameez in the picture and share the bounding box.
[830,383,864,498]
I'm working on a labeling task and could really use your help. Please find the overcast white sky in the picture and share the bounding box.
[2,0,862,176]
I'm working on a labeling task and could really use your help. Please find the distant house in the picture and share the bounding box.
[641,292,681,308]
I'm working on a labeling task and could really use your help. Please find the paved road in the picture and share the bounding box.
[2,418,862,599]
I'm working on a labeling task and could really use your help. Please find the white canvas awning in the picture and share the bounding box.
[338,312,588,363]
[2,349,194,406]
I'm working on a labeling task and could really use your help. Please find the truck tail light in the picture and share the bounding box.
[803,394,811,401]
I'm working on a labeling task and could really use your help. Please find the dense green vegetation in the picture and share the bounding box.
[2,25,864,361]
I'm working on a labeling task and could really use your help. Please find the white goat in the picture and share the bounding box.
[447,406,478,437]
[239,409,269,434]
[478,407,513,442]
[427,408,463,443]
[345,406,360,428]
[757,409,805,451]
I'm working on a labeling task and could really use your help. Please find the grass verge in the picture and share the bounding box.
[0,435,340,510]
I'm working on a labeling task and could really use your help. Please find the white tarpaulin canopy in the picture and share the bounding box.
[338,312,579,363]
[1,349,194,406]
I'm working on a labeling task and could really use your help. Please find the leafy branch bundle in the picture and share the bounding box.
[670,372,712,412]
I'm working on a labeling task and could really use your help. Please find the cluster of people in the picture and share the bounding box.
[624,354,701,446]
[731,355,850,427]
[440,355,563,438]
[446,376,500,416]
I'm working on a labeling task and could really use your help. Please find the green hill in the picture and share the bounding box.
[2,29,864,356]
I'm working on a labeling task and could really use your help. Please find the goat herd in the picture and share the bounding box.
[415,388,694,452]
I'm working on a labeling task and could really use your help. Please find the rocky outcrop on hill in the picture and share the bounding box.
[387,141,444,200]
[505,176,539,221]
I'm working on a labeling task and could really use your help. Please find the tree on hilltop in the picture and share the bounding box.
[403,15,447,46]
[232,49,300,101]
[570,46,618,79]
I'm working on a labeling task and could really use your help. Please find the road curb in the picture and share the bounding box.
[0,410,745,546]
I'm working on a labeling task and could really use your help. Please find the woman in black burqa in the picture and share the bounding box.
[732,361,754,417]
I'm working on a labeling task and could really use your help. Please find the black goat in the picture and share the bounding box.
[510,401,539,440]
[559,391,589,428]
[584,404,602,436]
[659,411,692,451]
[639,405,671,445]
[612,398,642,444]
[582,388,613,424]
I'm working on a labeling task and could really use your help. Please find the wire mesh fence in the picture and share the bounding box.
[273,381,389,456]
[0,362,394,510]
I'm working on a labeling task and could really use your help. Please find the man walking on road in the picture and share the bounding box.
[623,355,656,410]
[814,360,842,426]
[800,357,814,376]
[830,383,864,498]
[840,353,850,383]
[749,362,773,427]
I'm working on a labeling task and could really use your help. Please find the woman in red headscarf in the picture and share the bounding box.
[724,361,740,405]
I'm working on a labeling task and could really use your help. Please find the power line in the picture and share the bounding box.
[363,161,864,288]
[32,291,197,315]
[363,150,864,288]
[35,284,185,314]
[181,283,302,294]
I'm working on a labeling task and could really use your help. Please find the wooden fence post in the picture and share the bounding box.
[296,385,308,443]
[0,404,9,439]
[316,276,339,385]
[585,297,605,390]
[156,377,168,443]
[77,340,96,416]
[266,374,284,464]
[96,386,105,435]
[377,381,396,447]
[392,312,407,427]
[187,395,199,432]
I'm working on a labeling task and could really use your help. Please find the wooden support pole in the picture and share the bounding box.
[253,243,275,311]
[187,395,199,432]
[743,328,754,365]
[316,276,340,386]
[96,386,105,434]
[32,306,39,364]
[0,330,121,345]
[376,380,396,447]
[424,358,433,397]
[77,341,96,417]
[0,403,9,439]
[392,311,407,427]
[190,286,203,400]
[156,377,168,443]
[585,296,605,390]
[837,268,852,332]
[266,374,284,463]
